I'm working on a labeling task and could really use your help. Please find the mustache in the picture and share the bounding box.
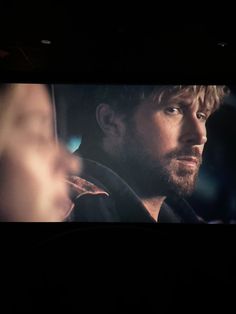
[165,148,202,165]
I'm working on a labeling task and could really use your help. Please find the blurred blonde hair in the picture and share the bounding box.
[0,84,19,156]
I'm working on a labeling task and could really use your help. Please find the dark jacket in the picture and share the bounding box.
[67,157,202,223]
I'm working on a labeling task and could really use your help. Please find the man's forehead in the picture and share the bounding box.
[168,93,213,113]
[139,87,214,114]
[168,92,204,103]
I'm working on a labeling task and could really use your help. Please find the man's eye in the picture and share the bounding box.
[197,112,207,121]
[165,107,182,115]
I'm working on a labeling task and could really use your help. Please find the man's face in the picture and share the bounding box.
[0,84,78,221]
[119,91,209,198]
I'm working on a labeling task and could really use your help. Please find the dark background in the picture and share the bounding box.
[1,4,236,80]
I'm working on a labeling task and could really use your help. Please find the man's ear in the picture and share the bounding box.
[96,103,126,138]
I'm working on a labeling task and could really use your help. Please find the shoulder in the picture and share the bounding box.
[67,174,118,222]
[66,159,122,221]
[165,196,203,224]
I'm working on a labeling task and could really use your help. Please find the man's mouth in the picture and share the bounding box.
[176,156,199,167]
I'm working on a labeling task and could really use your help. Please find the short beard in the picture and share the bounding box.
[117,132,202,199]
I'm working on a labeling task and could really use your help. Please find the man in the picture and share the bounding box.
[67,85,227,222]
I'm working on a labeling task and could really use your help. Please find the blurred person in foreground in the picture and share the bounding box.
[68,85,228,223]
[0,84,79,222]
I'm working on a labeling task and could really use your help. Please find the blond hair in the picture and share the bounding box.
[79,85,229,148]
[151,85,228,114]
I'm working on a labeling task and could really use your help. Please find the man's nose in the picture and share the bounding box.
[180,116,207,146]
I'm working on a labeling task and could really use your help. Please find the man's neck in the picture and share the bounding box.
[142,196,166,222]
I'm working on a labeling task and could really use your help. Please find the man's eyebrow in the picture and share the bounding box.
[198,102,213,113]
[174,99,212,113]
